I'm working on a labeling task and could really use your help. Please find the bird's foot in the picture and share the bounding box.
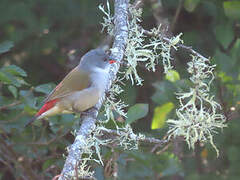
[80,107,99,116]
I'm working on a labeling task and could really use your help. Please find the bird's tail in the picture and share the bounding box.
[25,99,58,127]
[24,116,38,127]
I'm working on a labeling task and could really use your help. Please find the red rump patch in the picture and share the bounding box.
[36,99,58,116]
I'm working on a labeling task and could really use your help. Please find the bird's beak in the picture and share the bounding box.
[107,54,117,64]
[109,59,117,64]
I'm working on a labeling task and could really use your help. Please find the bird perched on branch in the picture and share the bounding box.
[26,48,116,126]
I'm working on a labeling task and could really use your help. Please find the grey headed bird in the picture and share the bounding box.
[26,48,116,126]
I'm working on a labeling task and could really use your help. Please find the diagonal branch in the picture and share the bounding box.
[142,29,209,61]
[58,0,129,179]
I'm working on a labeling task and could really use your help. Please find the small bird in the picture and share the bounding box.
[26,48,116,126]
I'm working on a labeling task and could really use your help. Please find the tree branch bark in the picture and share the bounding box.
[58,0,129,179]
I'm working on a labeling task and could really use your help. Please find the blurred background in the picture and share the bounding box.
[0,0,240,179]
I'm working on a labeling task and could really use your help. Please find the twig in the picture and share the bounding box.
[58,0,129,179]
[26,130,69,146]
[150,0,172,37]
[0,101,21,111]
[142,29,209,61]
[98,128,168,146]
[170,0,184,32]
[156,142,171,155]
[0,136,39,180]
[104,149,119,179]
[112,151,119,180]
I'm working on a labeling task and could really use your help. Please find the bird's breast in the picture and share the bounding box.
[90,68,109,94]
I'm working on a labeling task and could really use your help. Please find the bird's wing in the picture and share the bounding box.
[44,67,90,102]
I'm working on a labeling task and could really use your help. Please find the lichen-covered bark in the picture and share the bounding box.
[59,0,129,179]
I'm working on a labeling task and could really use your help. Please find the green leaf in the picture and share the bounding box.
[35,83,55,94]
[217,71,233,83]
[151,81,177,105]
[0,70,21,87]
[213,50,235,76]
[230,39,240,60]
[5,72,22,87]
[0,71,12,84]
[42,159,56,171]
[223,1,240,19]
[2,65,27,77]
[214,22,234,49]
[16,77,29,86]
[126,103,149,124]
[162,156,181,176]
[151,102,174,129]
[184,0,201,12]
[8,85,18,98]
[165,70,180,82]
[0,41,14,54]
[23,106,37,115]
[19,90,37,108]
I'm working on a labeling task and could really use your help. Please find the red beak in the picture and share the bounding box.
[109,60,117,64]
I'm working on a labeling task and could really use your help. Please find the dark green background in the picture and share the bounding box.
[0,0,240,179]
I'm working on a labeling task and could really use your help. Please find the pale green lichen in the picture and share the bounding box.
[124,7,183,85]
[103,81,128,123]
[99,1,114,35]
[167,56,226,156]
[70,124,145,179]
[116,124,141,150]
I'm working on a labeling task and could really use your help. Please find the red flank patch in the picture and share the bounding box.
[36,99,58,116]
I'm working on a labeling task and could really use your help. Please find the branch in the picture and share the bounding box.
[142,29,209,61]
[97,128,168,146]
[58,0,129,179]
[0,101,21,111]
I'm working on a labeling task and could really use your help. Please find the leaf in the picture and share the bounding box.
[223,1,240,19]
[184,0,201,12]
[0,41,14,54]
[162,156,181,176]
[151,102,174,129]
[16,77,29,86]
[3,65,27,77]
[23,106,37,115]
[8,85,18,98]
[35,83,55,94]
[0,71,12,84]
[19,90,37,108]
[0,70,21,87]
[165,70,180,82]
[42,159,55,171]
[151,81,177,105]
[217,71,233,83]
[230,39,240,60]
[214,22,234,49]
[213,50,235,76]
[126,103,149,124]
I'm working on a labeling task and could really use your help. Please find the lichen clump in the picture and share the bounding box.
[167,56,226,156]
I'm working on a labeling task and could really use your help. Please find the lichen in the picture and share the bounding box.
[167,56,226,156]
[99,1,114,35]
[124,7,183,85]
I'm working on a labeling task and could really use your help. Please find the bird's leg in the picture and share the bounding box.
[81,106,99,116]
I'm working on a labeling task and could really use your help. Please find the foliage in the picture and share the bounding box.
[0,0,240,179]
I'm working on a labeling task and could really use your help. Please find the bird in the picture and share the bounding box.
[25,48,116,126]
